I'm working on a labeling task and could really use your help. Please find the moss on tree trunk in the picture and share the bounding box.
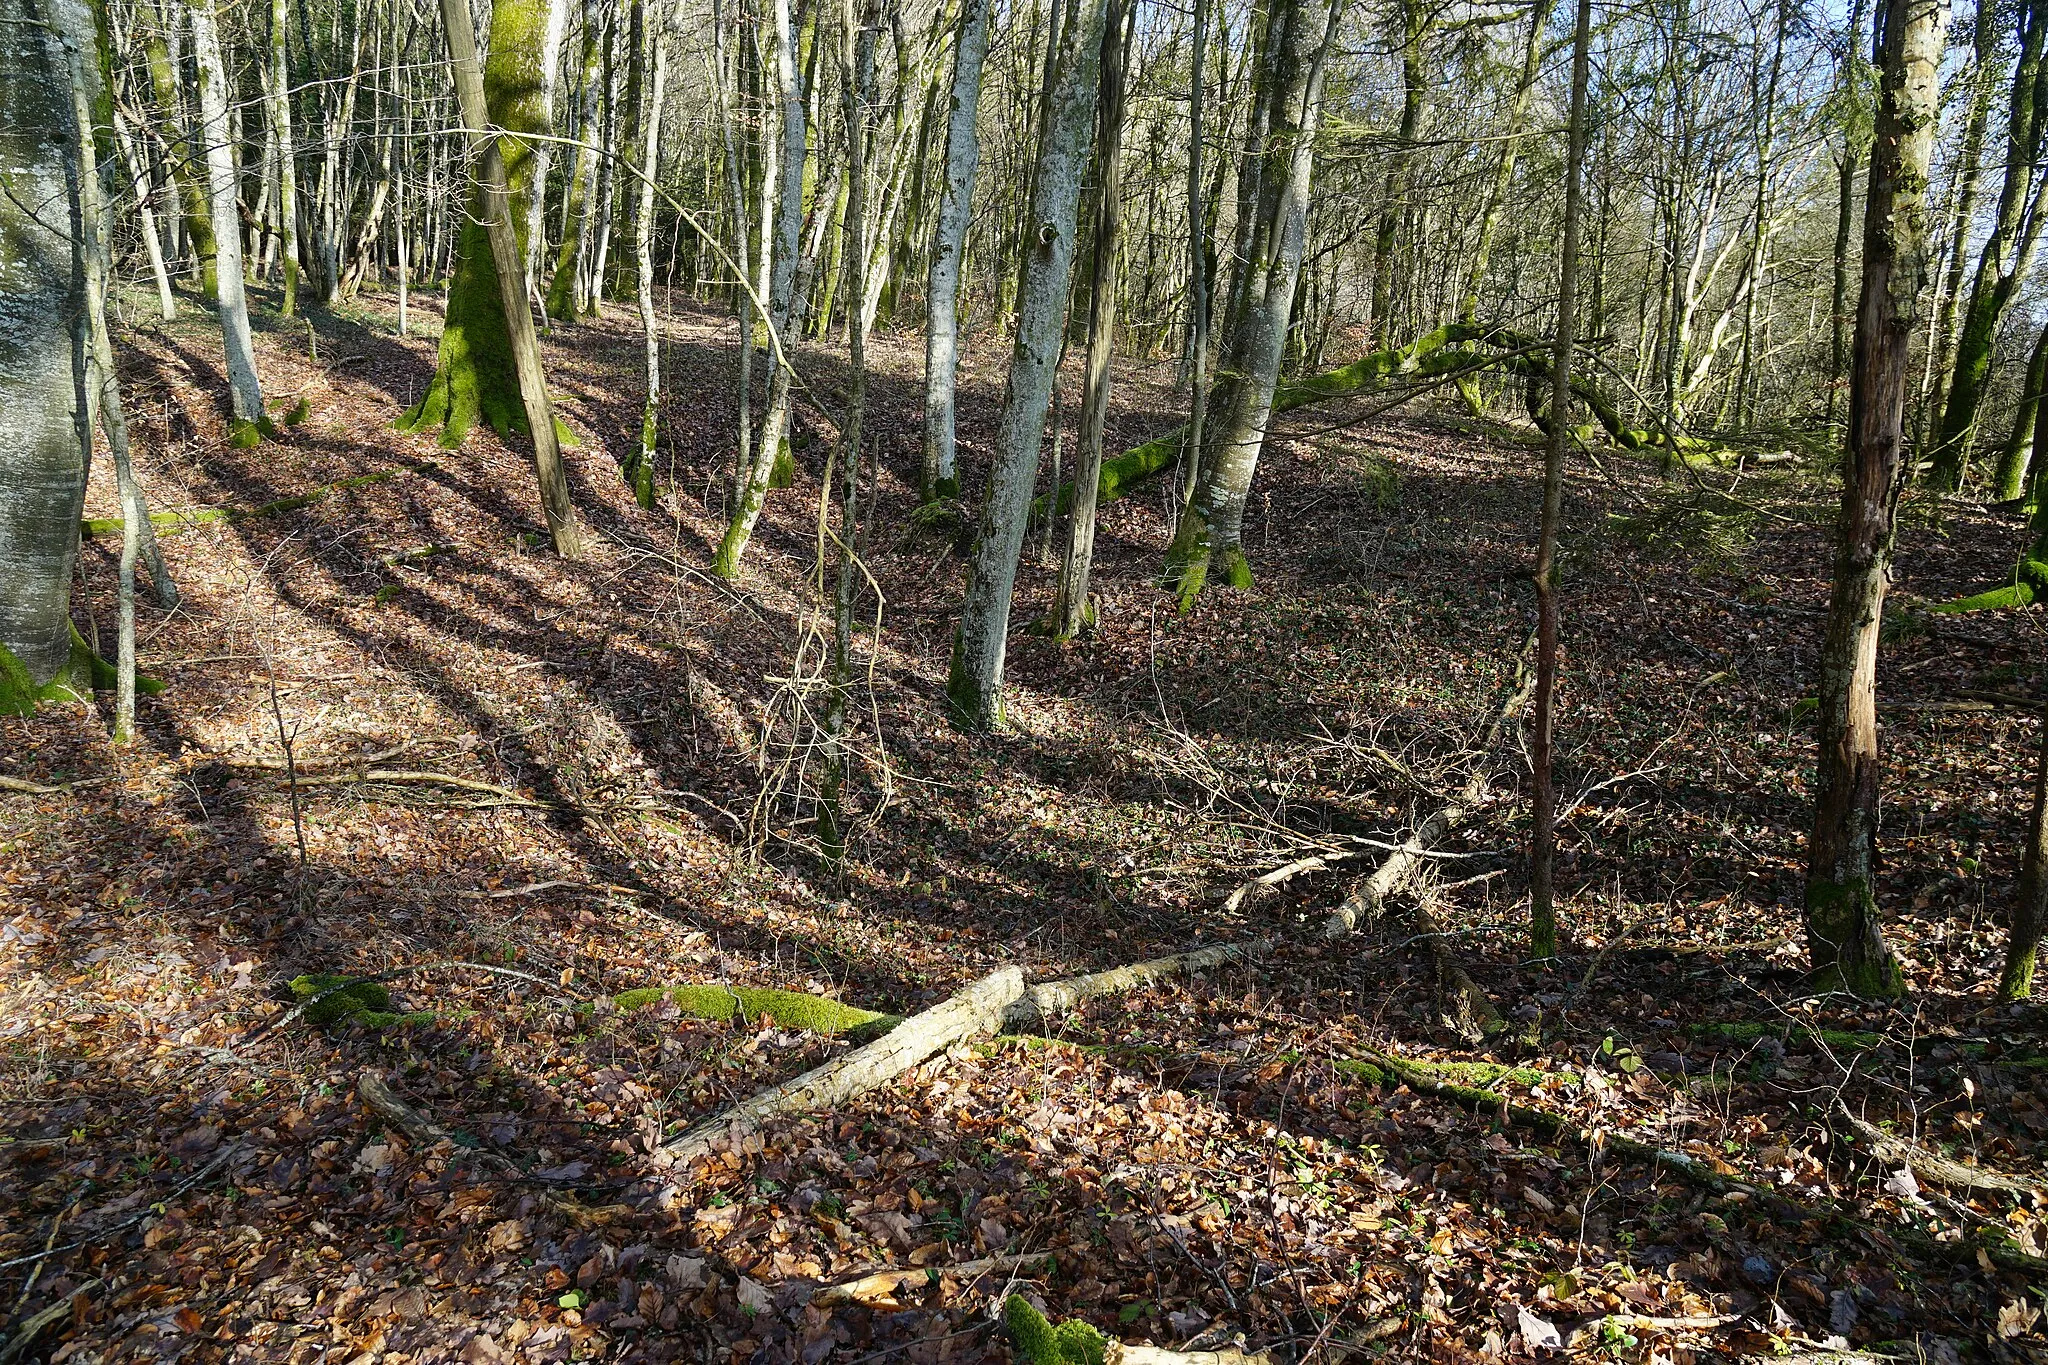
[397,0,554,446]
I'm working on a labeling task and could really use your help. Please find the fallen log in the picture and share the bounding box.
[1005,942,1257,1030]
[1834,1100,2044,1199]
[657,968,1025,1167]
[79,465,427,538]
[811,1254,1036,1307]
[1325,631,1535,940]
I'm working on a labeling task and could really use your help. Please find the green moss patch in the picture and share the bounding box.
[1004,1295,1107,1365]
[614,984,900,1039]
[291,973,393,1025]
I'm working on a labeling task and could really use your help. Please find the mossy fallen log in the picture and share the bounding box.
[1031,323,1668,520]
[80,465,425,538]
[1930,559,2048,613]
[612,984,900,1040]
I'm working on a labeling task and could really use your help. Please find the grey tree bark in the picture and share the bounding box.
[1049,0,1131,641]
[1162,0,1344,608]
[188,0,270,437]
[1,0,94,704]
[630,0,670,510]
[918,0,991,500]
[943,0,1111,730]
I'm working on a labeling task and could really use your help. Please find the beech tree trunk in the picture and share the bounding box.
[628,0,669,510]
[1806,0,1947,998]
[545,7,603,321]
[1,0,95,707]
[435,0,585,556]
[1162,0,1343,608]
[1048,0,1130,641]
[400,0,563,447]
[189,0,269,438]
[917,0,991,501]
[1995,319,2048,500]
[1999,709,2048,999]
[943,0,1110,730]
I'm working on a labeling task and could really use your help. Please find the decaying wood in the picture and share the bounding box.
[1111,1345,1275,1365]
[358,1069,508,1171]
[284,769,545,804]
[1005,942,1257,1029]
[1324,631,1535,939]
[1221,852,1357,914]
[0,1279,101,1365]
[658,968,1025,1166]
[1834,1099,2044,1197]
[811,1255,1026,1306]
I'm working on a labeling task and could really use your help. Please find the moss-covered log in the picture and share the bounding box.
[1034,323,1659,520]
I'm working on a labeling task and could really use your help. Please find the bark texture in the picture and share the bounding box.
[1805,0,1947,997]
[1162,0,1343,609]
[944,0,1110,730]
[0,0,95,704]
[918,0,992,501]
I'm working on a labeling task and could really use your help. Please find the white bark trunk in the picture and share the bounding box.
[919,0,990,498]
[188,0,266,427]
[944,0,1110,729]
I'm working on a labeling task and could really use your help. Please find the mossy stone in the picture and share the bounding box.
[290,973,393,1025]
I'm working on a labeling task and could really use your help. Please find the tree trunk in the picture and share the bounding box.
[1459,0,1552,322]
[1928,0,2047,491]
[1995,318,2048,500]
[545,5,603,321]
[819,0,874,865]
[1917,2,1997,449]
[0,0,96,708]
[265,0,300,316]
[113,111,179,321]
[714,0,814,577]
[1529,0,1593,960]
[435,0,585,557]
[140,0,218,293]
[917,0,991,501]
[1162,0,1344,609]
[400,0,564,447]
[628,0,670,511]
[188,0,269,439]
[1806,0,1947,998]
[1181,0,1210,524]
[1048,0,1130,641]
[1998,709,2048,999]
[943,0,1110,731]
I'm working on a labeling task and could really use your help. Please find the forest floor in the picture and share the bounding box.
[3,281,2047,1365]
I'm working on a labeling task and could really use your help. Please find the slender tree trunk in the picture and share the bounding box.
[266,0,300,316]
[1049,0,1130,641]
[1806,0,1947,998]
[819,0,874,864]
[188,0,270,438]
[1460,0,1552,322]
[1929,0,2047,490]
[944,0,1111,730]
[141,0,218,293]
[1181,0,1209,525]
[716,0,813,575]
[546,6,603,320]
[1918,3,1997,448]
[1162,0,1344,608]
[1995,319,2048,499]
[113,111,179,321]
[711,0,755,517]
[1529,0,1593,961]
[437,0,585,556]
[918,0,991,500]
[629,0,669,511]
